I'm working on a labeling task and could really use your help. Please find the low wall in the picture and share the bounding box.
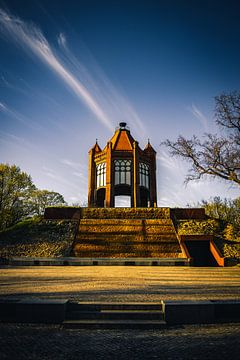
[8,257,190,266]
[163,300,240,324]
[171,208,206,220]
[210,240,225,267]
[180,235,225,266]
[44,207,207,220]
[1,299,239,324]
[0,299,68,323]
[44,207,81,220]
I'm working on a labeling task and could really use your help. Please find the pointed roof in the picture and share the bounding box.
[144,139,156,153]
[90,140,102,153]
[106,123,136,151]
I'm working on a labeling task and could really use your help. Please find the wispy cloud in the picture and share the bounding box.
[0,8,146,140]
[1,74,61,110]
[0,130,26,148]
[1,75,11,87]
[0,101,7,110]
[60,158,87,183]
[187,103,209,132]
[0,8,113,131]
[60,158,85,171]
[157,151,191,206]
[42,165,82,190]
[72,171,87,183]
[0,100,42,130]
[0,130,25,142]
[0,130,33,157]
[157,151,184,172]
[57,32,66,47]
[57,33,146,139]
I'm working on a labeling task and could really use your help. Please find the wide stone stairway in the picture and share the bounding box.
[72,208,183,258]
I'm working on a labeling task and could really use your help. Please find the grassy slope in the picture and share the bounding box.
[0,216,239,262]
[0,217,78,258]
[177,219,240,263]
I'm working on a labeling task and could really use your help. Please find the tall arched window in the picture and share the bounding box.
[139,162,150,189]
[96,162,106,188]
[114,159,131,185]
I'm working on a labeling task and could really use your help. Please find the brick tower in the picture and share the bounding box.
[88,122,157,207]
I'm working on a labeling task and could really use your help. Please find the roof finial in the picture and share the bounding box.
[119,122,127,129]
[96,138,98,143]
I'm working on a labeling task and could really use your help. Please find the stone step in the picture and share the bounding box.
[67,302,163,311]
[78,220,175,228]
[73,214,182,258]
[73,253,180,259]
[79,218,174,224]
[64,301,166,328]
[80,208,171,219]
[75,242,180,250]
[76,235,178,242]
[62,319,167,329]
[73,244,180,253]
[78,230,177,236]
[66,310,164,320]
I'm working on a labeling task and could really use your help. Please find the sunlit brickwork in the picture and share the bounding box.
[88,122,157,207]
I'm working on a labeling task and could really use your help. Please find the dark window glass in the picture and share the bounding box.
[139,163,150,189]
[96,162,106,188]
[114,160,131,185]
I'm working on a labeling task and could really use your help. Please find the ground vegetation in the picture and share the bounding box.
[0,217,78,258]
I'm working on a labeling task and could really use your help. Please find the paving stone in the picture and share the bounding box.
[0,323,239,360]
[0,266,239,359]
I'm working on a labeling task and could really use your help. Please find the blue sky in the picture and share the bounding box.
[0,0,239,206]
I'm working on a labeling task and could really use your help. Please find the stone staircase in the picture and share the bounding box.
[63,302,166,329]
[72,208,182,258]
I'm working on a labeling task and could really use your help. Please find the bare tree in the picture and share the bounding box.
[163,92,240,185]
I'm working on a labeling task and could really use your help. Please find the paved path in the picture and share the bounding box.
[0,323,240,360]
[1,267,240,359]
[0,266,239,301]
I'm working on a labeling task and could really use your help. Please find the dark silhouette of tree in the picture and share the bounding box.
[163,92,240,186]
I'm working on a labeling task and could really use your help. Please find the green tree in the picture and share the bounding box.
[0,164,67,230]
[28,189,66,216]
[0,164,35,229]
[163,92,240,185]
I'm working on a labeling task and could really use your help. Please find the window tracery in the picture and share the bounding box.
[114,159,131,185]
[139,162,150,188]
[96,162,106,188]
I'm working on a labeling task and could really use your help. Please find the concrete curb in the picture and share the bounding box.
[162,300,240,325]
[0,299,68,323]
[5,257,191,266]
[0,299,239,325]
[162,300,215,324]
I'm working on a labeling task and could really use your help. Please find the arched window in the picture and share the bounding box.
[96,162,106,188]
[139,163,150,189]
[114,159,131,185]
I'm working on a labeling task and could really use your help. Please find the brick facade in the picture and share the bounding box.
[88,123,157,207]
